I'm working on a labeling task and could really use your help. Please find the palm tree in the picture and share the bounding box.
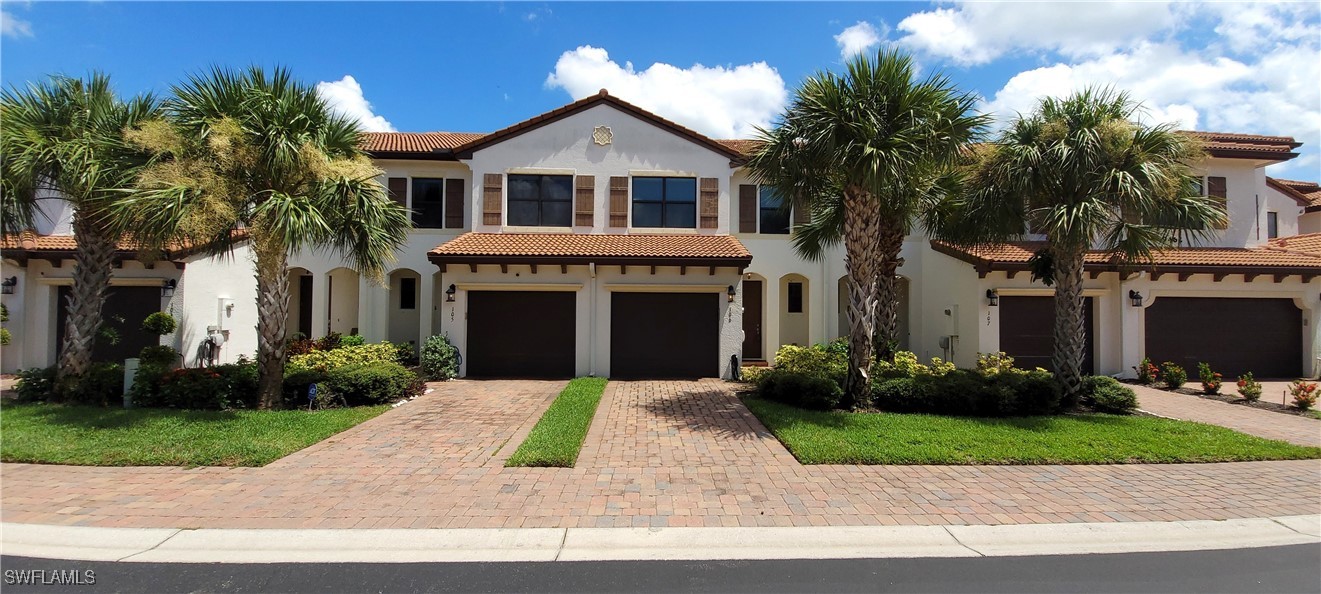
[112,66,411,409]
[1,74,160,382]
[935,87,1222,402]
[745,49,986,408]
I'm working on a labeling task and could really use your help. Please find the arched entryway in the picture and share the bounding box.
[779,274,809,347]
[326,267,360,336]
[387,268,422,354]
[286,267,313,339]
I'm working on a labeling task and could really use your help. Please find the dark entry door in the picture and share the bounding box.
[1145,297,1301,378]
[56,285,161,363]
[999,296,1094,374]
[741,280,763,360]
[466,291,575,378]
[297,274,313,338]
[611,292,719,379]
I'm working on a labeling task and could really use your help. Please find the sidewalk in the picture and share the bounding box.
[1131,383,1321,447]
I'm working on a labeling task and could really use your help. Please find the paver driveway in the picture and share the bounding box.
[2,379,1318,529]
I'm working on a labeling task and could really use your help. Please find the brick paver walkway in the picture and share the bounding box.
[1132,384,1321,448]
[2,380,1318,530]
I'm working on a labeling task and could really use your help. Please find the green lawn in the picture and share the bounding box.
[506,377,608,467]
[744,397,1321,465]
[1,402,388,467]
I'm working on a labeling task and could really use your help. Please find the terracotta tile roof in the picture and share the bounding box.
[1179,131,1301,161]
[1268,177,1321,207]
[716,139,763,155]
[1,231,244,262]
[931,240,1321,275]
[360,132,484,155]
[1266,233,1321,258]
[428,233,753,267]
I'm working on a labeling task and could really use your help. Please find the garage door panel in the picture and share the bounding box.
[611,292,718,379]
[57,285,161,364]
[999,296,1094,374]
[466,291,575,378]
[1145,297,1300,378]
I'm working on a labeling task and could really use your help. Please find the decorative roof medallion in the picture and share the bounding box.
[592,125,613,146]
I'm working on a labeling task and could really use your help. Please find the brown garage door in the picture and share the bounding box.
[1146,297,1301,378]
[999,296,1094,374]
[611,292,719,379]
[466,291,575,378]
[57,285,162,364]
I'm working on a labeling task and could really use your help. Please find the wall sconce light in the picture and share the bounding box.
[0,276,16,295]
[985,289,998,307]
[727,285,737,303]
[445,284,456,303]
[1128,290,1143,307]
[161,279,177,298]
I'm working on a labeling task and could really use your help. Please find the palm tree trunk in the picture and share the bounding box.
[56,212,115,383]
[252,233,290,410]
[842,187,881,409]
[872,224,906,362]
[1051,245,1087,408]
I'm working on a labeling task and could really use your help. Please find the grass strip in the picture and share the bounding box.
[1,402,388,467]
[744,397,1321,465]
[505,377,608,467]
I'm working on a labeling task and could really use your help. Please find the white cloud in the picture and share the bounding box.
[1,9,33,39]
[545,45,787,138]
[896,1,1187,65]
[315,75,396,133]
[834,21,885,60]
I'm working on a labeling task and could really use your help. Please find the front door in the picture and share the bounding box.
[741,280,763,360]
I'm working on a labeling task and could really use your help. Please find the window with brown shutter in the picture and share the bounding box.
[699,178,719,229]
[482,173,503,226]
[575,175,595,227]
[387,177,408,208]
[738,184,757,233]
[792,194,809,227]
[608,176,628,227]
[444,178,465,229]
[1208,176,1228,229]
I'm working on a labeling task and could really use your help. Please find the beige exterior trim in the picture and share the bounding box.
[455,283,583,292]
[605,284,730,293]
[505,167,577,175]
[996,288,1109,298]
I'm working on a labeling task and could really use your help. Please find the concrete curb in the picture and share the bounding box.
[3,516,1318,563]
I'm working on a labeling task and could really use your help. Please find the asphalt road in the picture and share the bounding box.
[3,544,1318,593]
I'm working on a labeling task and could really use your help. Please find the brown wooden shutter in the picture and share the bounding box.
[444,178,465,229]
[792,195,809,227]
[1207,176,1228,229]
[699,178,719,229]
[387,177,408,208]
[738,184,758,233]
[482,173,503,226]
[608,176,628,227]
[575,175,595,227]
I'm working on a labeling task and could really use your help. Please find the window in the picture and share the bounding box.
[411,178,445,228]
[787,282,803,313]
[507,174,572,227]
[632,177,696,228]
[1266,211,1279,239]
[1191,177,1205,196]
[759,186,790,234]
[399,277,416,310]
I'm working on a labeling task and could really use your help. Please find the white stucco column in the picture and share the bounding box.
[310,270,329,338]
[418,271,435,344]
[1118,278,1147,379]
[358,276,386,343]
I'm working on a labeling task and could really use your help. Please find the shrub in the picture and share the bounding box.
[283,369,328,406]
[774,343,847,387]
[316,332,344,352]
[155,367,228,409]
[975,352,1017,376]
[1289,380,1318,411]
[285,336,319,358]
[340,334,366,347]
[1011,370,1063,415]
[1133,358,1158,384]
[1237,373,1263,402]
[321,362,423,406]
[139,345,181,367]
[393,340,419,367]
[420,334,460,380]
[213,362,260,409]
[870,377,922,412]
[287,342,401,374]
[756,370,842,411]
[59,363,125,406]
[14,366,56,402]
[127,364,169,407]
[1081,376,1137,414]
[141,311,177,335]
[1197,362,1222,395]
[738,366,769,384]
[870,368,1060,417]
[1160,362,1187,389]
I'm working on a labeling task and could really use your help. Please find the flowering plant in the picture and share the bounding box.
[1289,379,1318,411]
[1236,373,1262,402]
[1197,362,1222,395]
[1133,358,1159,384]
[1160,362,1187,389]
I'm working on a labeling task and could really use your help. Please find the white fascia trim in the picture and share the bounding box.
[455,283,583,292]
[605,284,731,293]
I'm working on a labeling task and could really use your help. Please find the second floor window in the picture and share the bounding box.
[508,174,573,227]
[759,187,790,234]
[412,178,445,228]
[1267,211,1279,239]
[632,177,696,228]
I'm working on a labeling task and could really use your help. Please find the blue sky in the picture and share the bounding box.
[3,1,1318,176]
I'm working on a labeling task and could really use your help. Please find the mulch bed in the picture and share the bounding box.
[1128,381,1317,418]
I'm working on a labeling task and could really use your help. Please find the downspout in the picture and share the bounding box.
[589,262,597,376]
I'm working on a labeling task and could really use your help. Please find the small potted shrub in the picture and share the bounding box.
[1133,358,1159,384]
[141,311,177,336]
[1160,362,1187,389]
[1197,362,1222,395]
[1289,379,1318,411]
[1236,373,1262,402]
[140,312,180,368]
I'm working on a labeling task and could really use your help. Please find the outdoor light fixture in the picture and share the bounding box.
[161,279,177,298]
[985,289,998,307]
[727,285,737,302]
[445,284,456,303]
[0,276,15,295]
[1128,290,1143,307]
